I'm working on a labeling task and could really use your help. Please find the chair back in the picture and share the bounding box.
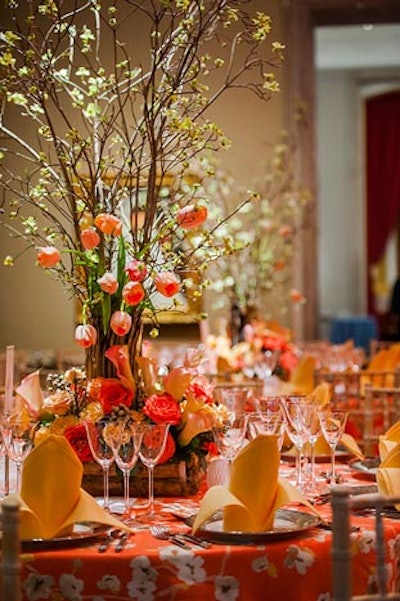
[331,486,400,601]
[363,384,400,456]
[0,495,21,601]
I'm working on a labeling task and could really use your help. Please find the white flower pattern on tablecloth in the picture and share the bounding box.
[214,575,240,601]
[23,574,54,601]
[388,534,400,559]
[251,555,278,577]
[59,573,84,600]
[316,593,330,601]
[357,530,376,554]
[127,555,158,600]
[96,574,121,593]
[284,545,315,575]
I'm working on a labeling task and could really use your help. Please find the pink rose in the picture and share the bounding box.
[154,271,180,298]
[110,310,132,336]
[98,272,119,294]
[37,246,61,268]
[74,324,97,348]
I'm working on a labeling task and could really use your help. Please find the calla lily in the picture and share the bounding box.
[135,356,159,395]
[163,367,192,401]
[16,370,44,418]
[105,344,135,392]
[178,398,216,447]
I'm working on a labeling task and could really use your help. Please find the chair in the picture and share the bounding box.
[331,486,400,601]
[0,494,21,601]
[363,384,400,456]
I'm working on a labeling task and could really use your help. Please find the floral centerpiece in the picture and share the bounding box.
[0,1,282,489]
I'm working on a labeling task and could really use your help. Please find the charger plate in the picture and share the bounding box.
[192,508,319,545]
[3,522,111,551]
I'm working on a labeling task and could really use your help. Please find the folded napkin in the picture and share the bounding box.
[379,421,400,461]
[376,442,400,508]
[192,434,307,534]
[9,434,129,540]
[280,356,317,396]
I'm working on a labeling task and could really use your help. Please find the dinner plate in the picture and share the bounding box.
[2,522,111,551]
[192,509,320,545]
[350,457,380,481]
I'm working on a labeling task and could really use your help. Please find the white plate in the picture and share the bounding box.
[194,509,320,545]
[12,522,111,551]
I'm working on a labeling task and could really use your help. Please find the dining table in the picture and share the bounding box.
[15,456,400,601]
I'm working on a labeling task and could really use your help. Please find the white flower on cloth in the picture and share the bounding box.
[388,533,400,560]
[316,593,331,601]
[214,574,240,601]
[96,574,121,593]
[251,555,278,577]
[128,555,158,600]
[159,546,206,585]
[357,529,376,554]
[23,574,55,601]
[59,573,84,601]
[284,545,316,575]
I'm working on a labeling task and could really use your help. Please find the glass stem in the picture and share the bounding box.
[15,462,21,493]
[295,446,303,489]
[103,464,110,511]
[148,465,154,516]
[330,445,336,482]
[310,442,316,484]
[123,470,130,516]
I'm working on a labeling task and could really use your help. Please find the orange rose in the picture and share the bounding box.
[154,271,180,297]
[176,204,208,229]
[122,281,145,305]
[37,246,61,268]
[143,393,182,425]
[80,227,100,250]
[64,423,93,463]
[88,377,133,414]
[94,213,122,236]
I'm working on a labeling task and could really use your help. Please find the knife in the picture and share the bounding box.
[115,532,131,553]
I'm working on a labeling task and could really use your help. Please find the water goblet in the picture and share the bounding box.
[1,416,38,493]
[137,423,170,524]
[318,409,348,483]
[111,420,143,525]
[213,386,249,416]
[84,418,116,512]
[280,396,314,491]
[212,412,248,481]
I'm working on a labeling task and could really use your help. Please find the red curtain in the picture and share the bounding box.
[366,90,400,316]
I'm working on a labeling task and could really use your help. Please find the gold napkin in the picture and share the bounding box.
[192,434,307,534]
[12,434,129,539]
[280,356,317,396]
[379,421,400,461]
[376,442,400,507]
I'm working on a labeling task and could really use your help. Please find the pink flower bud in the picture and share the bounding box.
[98,272,119,294]
[110,311,132,336]
[94,213,122,236]
[37,246,61,268]
[122,281,145,306]
[154,271,180,297]
[74,324,97,348]
[80,227,100,250]
[176,204,208,229]
[125,259,148,282]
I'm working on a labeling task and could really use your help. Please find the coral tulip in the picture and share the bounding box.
[154,271,180,297]
[37,246,61,268]
[110,310,132,336]
[122,281,145,306]
[98,272,118,294]
[94,213,122,236]
[176,204,208,229]
[80,227,100,250]
[74,324,97,348]
[125,259,148,282]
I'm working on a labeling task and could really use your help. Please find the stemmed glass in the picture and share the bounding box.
[1,416,38,493]
[213,386,249,415]
[137,423,170,524]
[304,403,323,494]
[212,412,248,481]
[318,409,349,483]
[111,420,143,525]
[84,418,116,512]
[281,396,314,491]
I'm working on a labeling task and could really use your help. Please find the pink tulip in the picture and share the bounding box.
[80,227,100,250]
[94,213,122,236]
[176,204,208,229]
[110,310,132,336]
[154,271,180,297]
[74,324,98,348]
[98,272,119,294]
[122,281,145,306]
[37,246,61,268]
[125,259,148,282]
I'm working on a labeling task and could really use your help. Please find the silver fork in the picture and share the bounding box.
[150,525,191,550]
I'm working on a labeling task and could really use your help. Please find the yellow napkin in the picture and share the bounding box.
[192,434,307,534]
[376,442,400,508]
[378,421,400,461]
[280,356,317,396]
[10,434,129,540]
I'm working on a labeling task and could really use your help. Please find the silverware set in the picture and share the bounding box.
[150,524,211,549]
[98,529,132,553]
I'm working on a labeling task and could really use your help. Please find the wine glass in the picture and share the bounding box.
[304,403,323,494]
[84,418,116,512]
[111,420,143,525]
[281,396,314,491]
[213,386,250,416]
[212,412,248,481]
[318,409,348,483]
[1,416,38,493]
[137,423,170,524]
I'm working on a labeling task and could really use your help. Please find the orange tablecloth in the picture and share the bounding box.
[19,464,400,601]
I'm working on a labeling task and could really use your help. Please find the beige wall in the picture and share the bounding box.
[0,2,287,356]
